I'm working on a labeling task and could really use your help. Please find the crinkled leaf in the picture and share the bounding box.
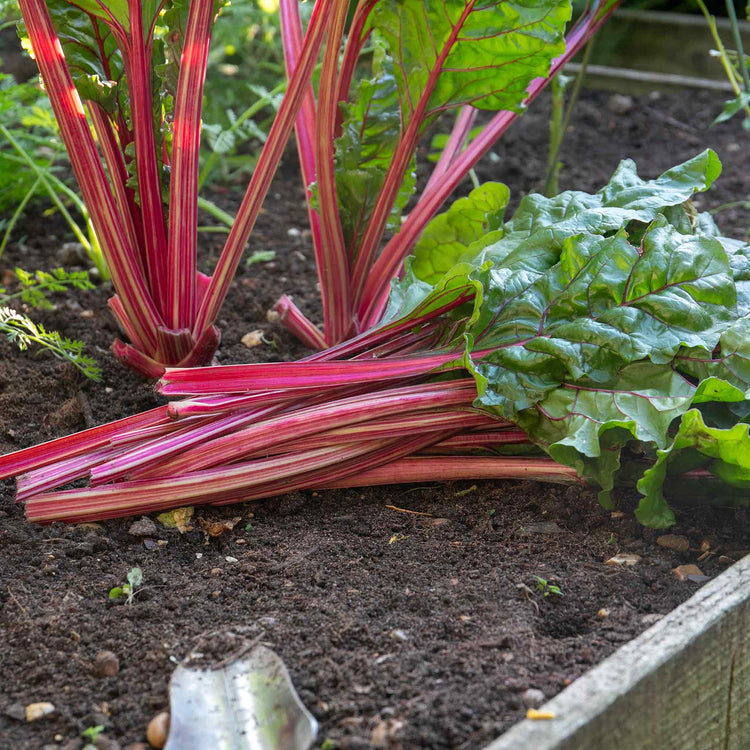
[676,316,750,395]
[636,405,750,527]
[507,150,722,236]
[509,363,698,512]
[410,182,509,284]
[370,0,571,129]
[466,221,734,413]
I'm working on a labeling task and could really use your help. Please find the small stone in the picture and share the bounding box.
[608,94,633,115]
[92,650,119,678]
[657,534,689,552]
[224,556,238,563]
[4,703,26,721]
[597,608,610,620]
[390,629,409,641]
[146,711,170,749]
[605,553,641,567]
[25,702,56,721]
[128,517,157,537]
[673,564,708,582]
[80,309,95,319]
[210,568,223,577]
[521,689,547,709]
[718,555,735,565]
[241,330,265,348]
[58,241,87,265]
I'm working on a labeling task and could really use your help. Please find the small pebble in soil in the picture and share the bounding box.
[521,689,547,709]
[656,534,690,552]
[605,553,641,567]
[241,330,265,348]
[25,702,55,722]
[92,650,120,678]
[672,564,708,582]
[146,712,170,749]
[608,94,634,115]
[597,608,610,620]
[128,517,157,537]
[4,703,26,722]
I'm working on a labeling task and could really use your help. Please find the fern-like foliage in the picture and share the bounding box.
[0,306,100,380]
[0,267,95,309]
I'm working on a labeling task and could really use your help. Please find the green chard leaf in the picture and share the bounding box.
[410,181,509,284]
[385,151,749,524]
[29,0,124,113]
[636,405,750,527]
[370,0,571,127]
[507,150,722,236]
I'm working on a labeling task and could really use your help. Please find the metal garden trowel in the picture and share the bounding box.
[163,644,318,750]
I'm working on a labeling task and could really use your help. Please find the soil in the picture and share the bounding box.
[1,88,749,750]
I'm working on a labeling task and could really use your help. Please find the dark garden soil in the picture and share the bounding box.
[1,88,749,750]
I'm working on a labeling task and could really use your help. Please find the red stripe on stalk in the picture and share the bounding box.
[348,0,479,321]
[166,0,215,329]
[123,0,169,315]
[158,351,461,396]
[138,380,479,477]
[25,440,402,523]
[0,406,168,481]
[17,0,162,352]
[324,456,582,489]
[192,0,330,341]
[358,1,622,328]
[272,295,326,351]
[278,0,325,346]
[312,0,352,344]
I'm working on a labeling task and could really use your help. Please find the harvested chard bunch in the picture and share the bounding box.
[2,152,748,527]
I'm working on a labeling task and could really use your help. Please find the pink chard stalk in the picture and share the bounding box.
[16,0,330,376]
[274,0,621,345]
[10,0,696,527]
[15,0,616,372]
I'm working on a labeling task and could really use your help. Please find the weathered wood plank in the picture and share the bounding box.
[486,555,749,750]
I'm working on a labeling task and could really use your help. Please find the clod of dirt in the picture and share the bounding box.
[146,711,169,749]
[92,650,120,678]
[128,517,157,537]
[656,534,690,552]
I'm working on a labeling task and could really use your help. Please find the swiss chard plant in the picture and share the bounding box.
[2,151,748,526]
[14,0,618,376]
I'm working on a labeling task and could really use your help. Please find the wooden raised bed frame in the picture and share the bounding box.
[488,555,749,750]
